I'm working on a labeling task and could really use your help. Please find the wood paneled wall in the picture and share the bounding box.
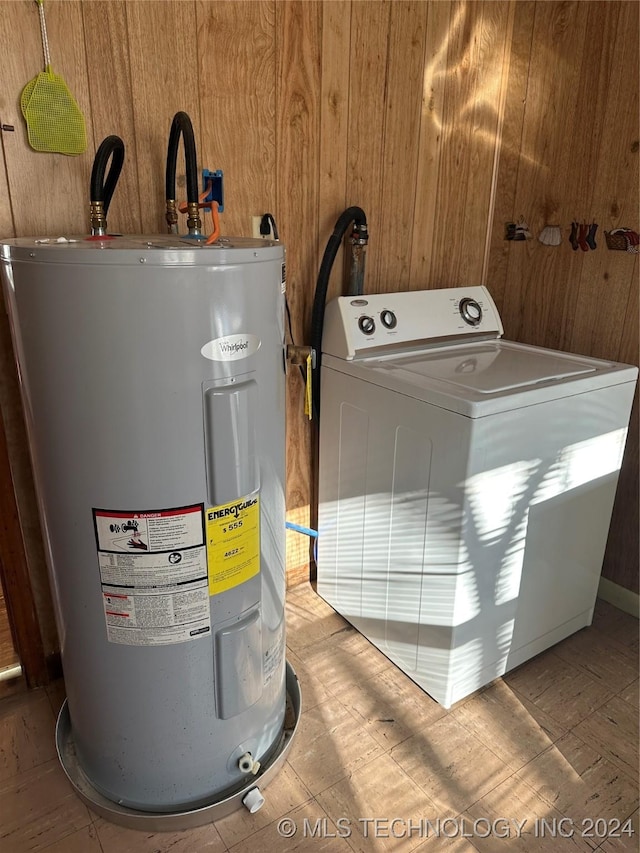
[487,0,639,592]
[0,1,637,650]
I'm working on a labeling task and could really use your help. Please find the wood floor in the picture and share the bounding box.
[0,584,637,852]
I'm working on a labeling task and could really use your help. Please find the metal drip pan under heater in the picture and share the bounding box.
[56,661,301,831]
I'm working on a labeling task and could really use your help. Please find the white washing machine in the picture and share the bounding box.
[317,286,637,708]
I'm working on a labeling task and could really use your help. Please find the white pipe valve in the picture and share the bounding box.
[242,787,265,813]
[238,752,261,775]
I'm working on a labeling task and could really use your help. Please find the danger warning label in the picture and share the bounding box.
[93,504,210,646]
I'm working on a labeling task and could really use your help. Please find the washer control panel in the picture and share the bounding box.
[322,286,503,360]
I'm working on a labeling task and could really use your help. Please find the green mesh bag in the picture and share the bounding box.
[20,1,86,156]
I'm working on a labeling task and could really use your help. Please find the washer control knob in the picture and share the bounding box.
[358,315,376,335]
[459,298,482,326]
[380,309,397,329]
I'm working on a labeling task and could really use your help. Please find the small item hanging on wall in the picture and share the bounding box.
[586,222,598,250]
[570,221,599,251]
[505,217,532,241]
[538,225,562,246]
[515,218,532,240]
[569,221,579,250]
[605,228,640,253]
[20,0,87,155]
[627,231,640,252]
[577,222,591,252]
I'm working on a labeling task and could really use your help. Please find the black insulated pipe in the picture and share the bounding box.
[165,111,199,204]
[310,206,368,418]
[89,135,125,235]
[165,112,201,235]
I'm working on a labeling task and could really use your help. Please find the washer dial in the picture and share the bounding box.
[358,315,376,335]
[459,298,482,326]
[380,309,397,329]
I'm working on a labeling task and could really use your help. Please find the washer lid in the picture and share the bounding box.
[389,341,596,393]
[323,339,638,417]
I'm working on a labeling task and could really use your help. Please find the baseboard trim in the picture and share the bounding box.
[598,577,640,618]
[286,563,310,589]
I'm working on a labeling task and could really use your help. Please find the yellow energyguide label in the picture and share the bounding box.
[206,494,260,595]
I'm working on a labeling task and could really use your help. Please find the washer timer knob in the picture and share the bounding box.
[459,298,483,326]
[358,315,376,335]
[380,309,397,329]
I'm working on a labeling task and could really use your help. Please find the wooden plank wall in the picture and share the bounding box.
[487,0,639,592]
[0,1,636,650]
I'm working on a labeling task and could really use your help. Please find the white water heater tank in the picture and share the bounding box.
[0,236,289,814]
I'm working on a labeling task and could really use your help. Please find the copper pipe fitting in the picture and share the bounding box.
[90,201,107,236]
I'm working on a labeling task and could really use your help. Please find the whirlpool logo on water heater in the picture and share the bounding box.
[201,334,261,362]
